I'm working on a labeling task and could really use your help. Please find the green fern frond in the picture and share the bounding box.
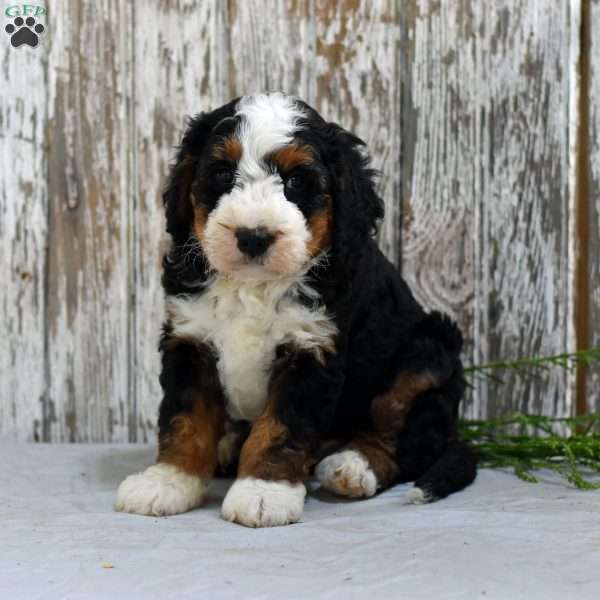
[460,414,600,490]
[463,348,600,379]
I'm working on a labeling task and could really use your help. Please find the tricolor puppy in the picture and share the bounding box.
[116,93,477,527]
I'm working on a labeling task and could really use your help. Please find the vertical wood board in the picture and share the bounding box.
[402,1,578,418]
[0,0,591,440]
[133,0,231,441]
[400,1,478,405]
[474,1,579,418]
[45,0,134,441]
[312,0,402,264]
[588,0,600,412]
[0,15,48,441]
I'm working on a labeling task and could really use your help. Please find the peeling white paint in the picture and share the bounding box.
[0,0,589,440]
[0,25,47,441]
[134,0,230,442]
[44,1,133,442]
[402,1,579,418]
[588,0,600,412]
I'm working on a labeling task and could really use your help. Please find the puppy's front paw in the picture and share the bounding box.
[316,449,378,498]
[221,478,306,527]
[115,463,208,516]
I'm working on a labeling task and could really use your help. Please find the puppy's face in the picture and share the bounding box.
[164,94,384,289]
[190,95,332,281]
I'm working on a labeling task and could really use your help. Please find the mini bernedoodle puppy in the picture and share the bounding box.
[116,93,477,527]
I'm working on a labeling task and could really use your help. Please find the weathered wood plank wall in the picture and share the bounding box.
[45,1,134,442]
[0,24,47,441]
[589,0,600,412]
[401,1,581,419]
[0,0,595,441]
[133,1,230,442]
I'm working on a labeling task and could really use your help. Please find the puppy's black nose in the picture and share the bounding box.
[235,227,275,258]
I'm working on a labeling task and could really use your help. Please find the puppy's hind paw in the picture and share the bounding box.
[316,449,378,498]
[406,486,436,505]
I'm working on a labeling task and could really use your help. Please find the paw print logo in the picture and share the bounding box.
[5,16,45,48]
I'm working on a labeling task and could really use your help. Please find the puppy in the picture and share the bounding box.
[116,93,477,527]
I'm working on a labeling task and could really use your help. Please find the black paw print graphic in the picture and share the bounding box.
[5,16,45,48]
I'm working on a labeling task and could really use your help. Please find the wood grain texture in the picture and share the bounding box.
[402,1,579,418]
[0,24,47,441]
[476,1,579,419]
[588,0,600,413]
[312,0,401,263]
[0,0,591,440]
[228,0,315,100]
[400,0,477,385]
[45,1,134,441]
[229,0,402,263]
[133,0,230,441]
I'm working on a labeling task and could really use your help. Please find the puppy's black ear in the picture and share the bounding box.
[163,99,239,242]
[163,149,196,242]
[326,124,384,269]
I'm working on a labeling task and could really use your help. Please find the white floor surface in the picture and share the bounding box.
[1,443,599,599]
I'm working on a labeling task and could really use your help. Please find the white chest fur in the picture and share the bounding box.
[167,277,337,421]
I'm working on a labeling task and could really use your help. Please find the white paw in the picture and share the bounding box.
[315,449,378,498]
[406,486,434,505]
[221,478,306,528]
[115,463,208,516]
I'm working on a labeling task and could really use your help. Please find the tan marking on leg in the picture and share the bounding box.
[158,397,225,479]
[370,372,438,434]
[238,406,313,483]
[329,372,439,492]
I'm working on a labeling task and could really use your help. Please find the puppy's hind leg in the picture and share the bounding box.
[316,372,437,498]
[315,438,397,499]
[395,390,477,504]
[407,440,477,504]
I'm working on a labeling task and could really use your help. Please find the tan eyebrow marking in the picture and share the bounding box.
[271,144,314,171]
[210,136,242,162]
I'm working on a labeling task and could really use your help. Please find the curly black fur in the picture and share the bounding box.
[158,96,476,501]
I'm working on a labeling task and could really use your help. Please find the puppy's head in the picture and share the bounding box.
[164,93,383,283]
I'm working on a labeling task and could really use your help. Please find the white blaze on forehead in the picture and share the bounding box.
[235,93,306,180]
[200,94,312,281]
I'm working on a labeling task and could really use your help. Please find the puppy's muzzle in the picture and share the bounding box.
[235,227,275,259]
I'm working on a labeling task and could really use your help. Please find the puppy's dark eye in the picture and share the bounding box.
[285,173,306,192]
[213,169,235,186]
